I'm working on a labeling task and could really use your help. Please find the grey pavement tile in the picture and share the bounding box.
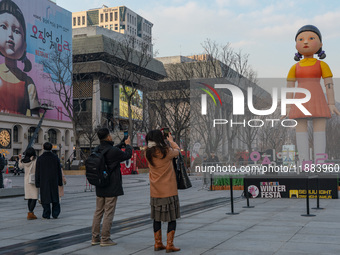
[274,251,312,255]
[230,232,293,242]
[214,239,285,253]
[277,242,340,255]
[69,244,151,255]
[203,249,274,255]
[244,225,302,234]
[288,233,340,245]
[175,230,238,249]
[297,226,340,236]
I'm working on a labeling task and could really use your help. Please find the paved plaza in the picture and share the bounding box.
[0,173,340,255]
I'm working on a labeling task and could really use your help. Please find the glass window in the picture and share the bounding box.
[73,17,76,26]
[110,12,113,21]
[100,13,103,23]
[105,13,108,22]
[110,24,113,30]
[101,100,113,114]
[13,126,18,143]
[77,17,80,26]
[115,24,118,30]
[114,12,118,21]
[28,127,38,143]
[48,129,57,145]
[73,99,92,112]
[82,16,85,25]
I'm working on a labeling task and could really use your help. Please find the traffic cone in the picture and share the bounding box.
[6,167,8,174]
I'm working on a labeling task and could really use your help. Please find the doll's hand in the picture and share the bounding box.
[329,104,340,115]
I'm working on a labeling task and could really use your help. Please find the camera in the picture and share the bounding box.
[161,127,170,139]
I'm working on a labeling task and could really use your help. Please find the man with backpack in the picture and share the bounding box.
[91,128,132,247]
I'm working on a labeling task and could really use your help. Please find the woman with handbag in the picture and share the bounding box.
[146,130,181,253]
[19,147,39,220]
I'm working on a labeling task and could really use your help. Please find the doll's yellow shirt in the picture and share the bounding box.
[287,58,332,81]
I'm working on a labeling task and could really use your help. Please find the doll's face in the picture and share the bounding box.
[296,31,322,57]
[0,13,26,60]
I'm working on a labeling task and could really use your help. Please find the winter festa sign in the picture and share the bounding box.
[245,176,338,199]
[0,0,72,120]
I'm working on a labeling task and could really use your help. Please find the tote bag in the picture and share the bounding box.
[174,151,192,189]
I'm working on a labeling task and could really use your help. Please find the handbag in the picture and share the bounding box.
[174,151,192,189]
[28,173,35,184]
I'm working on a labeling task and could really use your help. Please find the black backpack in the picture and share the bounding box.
[85,147,111,187]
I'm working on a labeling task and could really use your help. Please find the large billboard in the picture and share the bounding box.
[0,0,72,120]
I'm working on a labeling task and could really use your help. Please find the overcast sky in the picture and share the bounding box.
[56,0,340,82]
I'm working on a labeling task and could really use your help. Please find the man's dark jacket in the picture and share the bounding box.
[36,151,63,204]
[95,140,132,197]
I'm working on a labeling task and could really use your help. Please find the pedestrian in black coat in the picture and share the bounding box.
[36,142,63,219]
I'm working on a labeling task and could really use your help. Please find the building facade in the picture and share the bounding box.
[0,113,73,161]
[72,27,166,152]
[72,5,153,55]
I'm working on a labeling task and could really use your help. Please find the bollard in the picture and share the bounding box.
[210,173,213,191]
[243,177,254,208]
[226,176,239,215]
[312,177,324,210]
[301,177,315,217]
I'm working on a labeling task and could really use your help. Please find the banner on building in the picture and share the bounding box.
[0,0,72,120]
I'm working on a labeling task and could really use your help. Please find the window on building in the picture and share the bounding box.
[82,16,85,25]
[110,24,113,30]
[100,13,103,23]
[101,100,113,114]
[73,99,92,112]
[73,17,76,26]
[115,24,118,30]
[110,12,113,21]
[13,126,18,143]
[28,127,38,144]
[78,17,80,26]
[105,13,108,22]
[114,12,118,21]
[48,129,57,145]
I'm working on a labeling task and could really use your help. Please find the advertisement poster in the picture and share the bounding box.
[119,85,143,120]
[0,0,72,120]
[245,177,338,199]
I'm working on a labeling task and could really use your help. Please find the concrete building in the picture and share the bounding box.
[72,5,153,55]
[0,113,73,161]
[72,27,166,152]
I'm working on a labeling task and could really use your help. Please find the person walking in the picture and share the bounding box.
[35,142,63,219]
[0,154,5,188]
[18,148,39,220]
[145,130,181,253]
[91,128,132,247]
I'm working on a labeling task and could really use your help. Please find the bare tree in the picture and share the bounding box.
[105,35,155,141]
[41,50,96,159]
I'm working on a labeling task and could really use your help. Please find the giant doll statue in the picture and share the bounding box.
[286,25,340,165]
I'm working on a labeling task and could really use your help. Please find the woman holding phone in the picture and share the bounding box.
[145,130,181,253]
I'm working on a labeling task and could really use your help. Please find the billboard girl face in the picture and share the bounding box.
[0,0,27,61]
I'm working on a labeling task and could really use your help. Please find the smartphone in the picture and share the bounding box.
[124,130,129,140]
[162,127,170,138]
